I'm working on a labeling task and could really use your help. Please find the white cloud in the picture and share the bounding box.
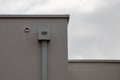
[0,0,41,13]
[26,0,101,14]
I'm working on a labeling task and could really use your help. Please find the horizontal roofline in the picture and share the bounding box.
[68,59,120,63]
[0,14,69,19]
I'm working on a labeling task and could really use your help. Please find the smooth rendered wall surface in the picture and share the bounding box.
[69,62,120,80]
[0,16,68,80]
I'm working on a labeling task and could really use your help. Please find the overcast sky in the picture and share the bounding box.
[0,0,120,59]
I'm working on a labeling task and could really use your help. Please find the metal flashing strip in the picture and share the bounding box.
[0,14,70,22]
[0,14,69,19]
[68,59,120,63]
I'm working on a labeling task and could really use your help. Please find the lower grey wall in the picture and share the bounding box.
[68,60,120,80]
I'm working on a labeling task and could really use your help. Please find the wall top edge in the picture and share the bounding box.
[0,14,69,19]
[68,59,120,63]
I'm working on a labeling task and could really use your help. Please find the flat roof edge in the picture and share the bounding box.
[0,14,69,19]
[68,59,120,63]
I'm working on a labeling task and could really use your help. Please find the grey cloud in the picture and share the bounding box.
[68,0,120,59]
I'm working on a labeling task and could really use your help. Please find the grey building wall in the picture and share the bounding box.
[0,15,69,80]
[68,60,120,80]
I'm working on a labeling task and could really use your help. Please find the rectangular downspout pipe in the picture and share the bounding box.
[42,41,48,80]
[38,28,50,80]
